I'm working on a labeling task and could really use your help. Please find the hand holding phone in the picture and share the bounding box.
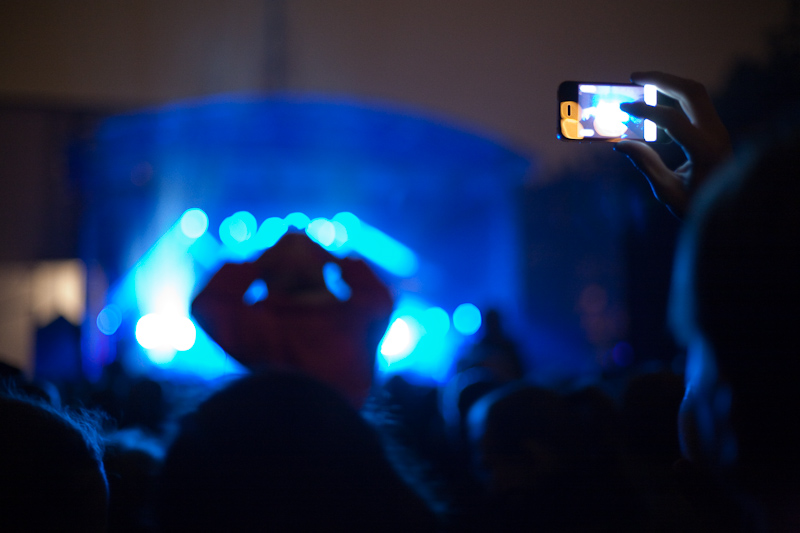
[558,81,666,142]
[614,72,732,218]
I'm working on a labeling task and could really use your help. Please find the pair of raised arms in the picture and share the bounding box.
[558,71,732,218]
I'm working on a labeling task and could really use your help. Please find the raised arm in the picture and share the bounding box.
[615,71,732,218]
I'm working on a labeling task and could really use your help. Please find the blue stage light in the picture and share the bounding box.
[145,348,176,365]
[119,209,458,381]
[285,212,310,230]
[306,218,336,247]
[135,313,197,363]
[170,316,197,351]
[188,232,224,270]
[180,208,209,239]
[421,306,450,336]
[229,211,257,243]
[323,262,351,301]
[332,212,361,234]
[348,222,418,277]
[379,316,422,364]
[254,217,288,250]
[219,211,259,257]
[243,279,268,305]
[96,304,123,335]
[218,217,235,247]
[135,313,166,350]
[230,220,249,242]
[331,221,349,247]
[453,303,482,335]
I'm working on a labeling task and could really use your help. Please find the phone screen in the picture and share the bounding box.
[559,83,658,142]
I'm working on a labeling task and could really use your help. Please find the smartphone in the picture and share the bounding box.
[558,81,667,142]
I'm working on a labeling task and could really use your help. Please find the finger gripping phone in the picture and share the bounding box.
[558,81,666,143]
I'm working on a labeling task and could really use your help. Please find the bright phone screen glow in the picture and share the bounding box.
[577,84,657,141]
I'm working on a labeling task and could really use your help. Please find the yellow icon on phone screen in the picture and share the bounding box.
[561,101,579,119]
[560,101,583,139]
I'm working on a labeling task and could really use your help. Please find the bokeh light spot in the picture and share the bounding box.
[220,211,258,249]
[306,218,336,247]
[421,306,450,336]
[453,303,482,335]
[380,316,421,363]
[135,313,165,350]
[230,211,257,243]
[285,212,310,229]
[145,347,176,365]
[171,317,197,351]
[331,221,349,248]
[255,217,288,250]
[332,212,361,238]
[135,313,196,358]
[243,279,268,305]
[96,304,122,335]
[323,263,351,301]
[180,208,209,239]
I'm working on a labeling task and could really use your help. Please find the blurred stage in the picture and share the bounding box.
[78,96,532,383]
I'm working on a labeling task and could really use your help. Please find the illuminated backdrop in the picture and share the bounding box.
[80,96,532,382]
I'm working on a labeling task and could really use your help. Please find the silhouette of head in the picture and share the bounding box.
[671,135,800,485]
[158,371,436,531]
[0,391,108,532]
